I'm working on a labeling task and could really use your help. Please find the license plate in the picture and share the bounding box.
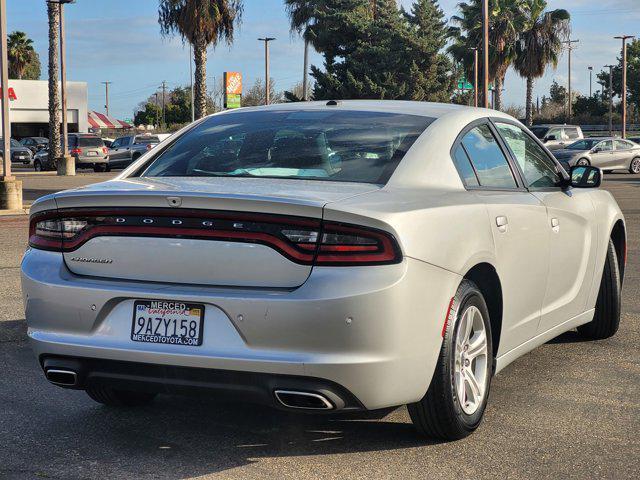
[131,300,204,346]
[86,151,98,156]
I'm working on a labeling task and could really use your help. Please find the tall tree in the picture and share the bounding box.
[47,3,61,162]
[158,0,243,119]
[449,0,526,110]
[513,0,569,125]
[7,31,38,79]
[596,39,640,124]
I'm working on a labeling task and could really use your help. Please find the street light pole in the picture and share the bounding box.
[482,0,489,108]
[604,64,615,136]
[258,37,275,105]
[614,35,635,138]
[302,39,309,101]
[0,0,22,210]
[588,66,593,97]
[561,39,579,123]
[101,81,111,116]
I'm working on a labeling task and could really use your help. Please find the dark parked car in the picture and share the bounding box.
[0,138,33,165]
[20,136,49,154]
[32,134,110,172]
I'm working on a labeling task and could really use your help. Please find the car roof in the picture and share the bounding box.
[533,124,581,128]
[226,100,498,120]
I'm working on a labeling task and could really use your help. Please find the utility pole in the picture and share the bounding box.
[471,47,478,107]
[587,66,593,97]
[615,35,635,138]
[161,81,166,129]
[482,0,489,108]
[302,39,309,101]
[605,64,615,136]
[561,39,579,123]
[258,37,275,105]
[0,0,22,210]
[101,81,112,116]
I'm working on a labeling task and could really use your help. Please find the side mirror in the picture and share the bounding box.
[570,165,601,188]
[545,135,557,142]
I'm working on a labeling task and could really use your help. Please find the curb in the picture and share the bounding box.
[0,204,31,216]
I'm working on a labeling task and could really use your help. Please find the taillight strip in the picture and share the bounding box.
[28,208,402,266]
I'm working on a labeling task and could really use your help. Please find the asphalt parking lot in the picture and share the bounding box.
[1,172,639,479]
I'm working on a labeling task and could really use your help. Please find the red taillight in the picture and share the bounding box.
[28,208,402,266]
[102,147,108,154]
[70,148,82,155]
[146,144,154,151]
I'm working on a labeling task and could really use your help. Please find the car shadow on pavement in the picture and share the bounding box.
[0,319,441,479]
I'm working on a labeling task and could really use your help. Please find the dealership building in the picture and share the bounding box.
[0,79,88,138]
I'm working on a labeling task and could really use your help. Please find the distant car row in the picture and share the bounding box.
[30,133,161,172]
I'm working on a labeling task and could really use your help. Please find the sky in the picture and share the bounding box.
[6,0,640,120]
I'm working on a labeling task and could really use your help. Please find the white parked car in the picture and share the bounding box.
[22,101,625,440]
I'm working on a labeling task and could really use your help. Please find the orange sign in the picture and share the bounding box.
[224,72,242,95]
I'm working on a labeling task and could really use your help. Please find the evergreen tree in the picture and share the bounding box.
[304,0,453,101]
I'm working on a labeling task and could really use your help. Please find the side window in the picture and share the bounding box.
[460,124,517,188]
[564,128,579,140]
[452,144,479,186]
[68,136,77,148]
[548,128,562,140]
[614,140,631,150]
[598,140,613,152]
[495,123,561,189]
[111,138,121,148]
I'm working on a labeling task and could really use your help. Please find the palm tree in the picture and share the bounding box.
[159,0,243,120]
[514,0,569,125]
[284,0,315,101]
[8,31,36,79]
[47,3,61,162]
[449,0,526,110]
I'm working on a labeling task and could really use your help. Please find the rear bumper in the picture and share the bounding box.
[21,249,461,410]
[76,155,108,165]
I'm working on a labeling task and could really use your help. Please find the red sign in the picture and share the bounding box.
[0,87,17,101]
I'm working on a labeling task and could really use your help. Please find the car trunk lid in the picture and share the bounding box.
[53,177,379,288]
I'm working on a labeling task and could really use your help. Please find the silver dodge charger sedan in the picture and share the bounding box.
[22,101,626,440]
[553,137,640,174]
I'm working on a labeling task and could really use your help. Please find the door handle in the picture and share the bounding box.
[551,217,560,233]
[496,216,508,233]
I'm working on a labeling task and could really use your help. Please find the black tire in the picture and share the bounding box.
[34,160,42,172]
[577,239,621,339]
[408,280,493,440]
[132,153,141,161]
[577,158,590,166]
[93,163,107,172]
[85,386,156,407]
[629,157,640,174]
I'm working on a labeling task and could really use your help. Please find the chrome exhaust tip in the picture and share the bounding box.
[274,390,334,410]
[45,369,78,387]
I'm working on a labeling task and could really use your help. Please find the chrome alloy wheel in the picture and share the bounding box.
[453,305,489,415]
[631,158,640,174]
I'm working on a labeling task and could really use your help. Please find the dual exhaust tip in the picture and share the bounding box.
[45,368,78,387]
[44,368,337,411]
[274,390,334,410]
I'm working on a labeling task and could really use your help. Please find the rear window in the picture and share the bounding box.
[141,109,433,184]
[76,136,104,148]
[135,136,160,144]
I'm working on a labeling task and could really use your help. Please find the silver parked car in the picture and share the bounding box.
[22,101,625,440]
[529,124,583,150]
[108,134,160,170]
[553,137,640,174]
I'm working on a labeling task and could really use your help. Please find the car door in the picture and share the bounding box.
[544,127,565,150]
[108,138,128,166]
[452,122,550,354]
[493,121,597,334]
[590,140,614,168]
[614,140,635,170]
